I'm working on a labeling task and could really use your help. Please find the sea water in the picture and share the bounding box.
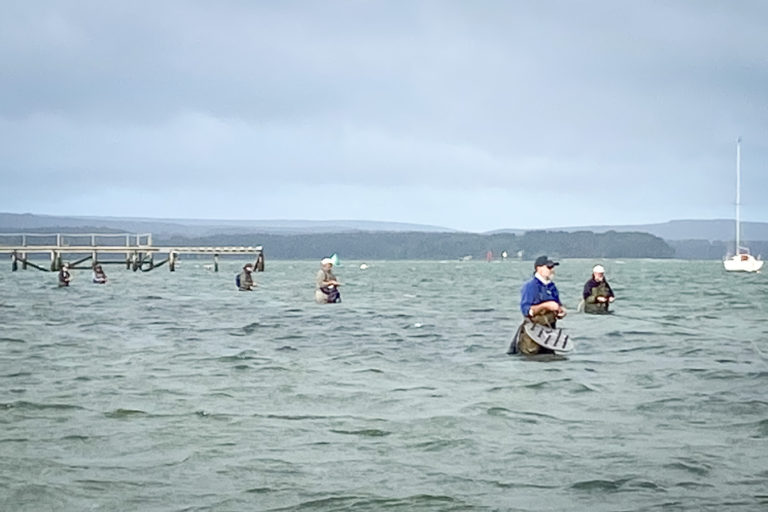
[1,259,767,511]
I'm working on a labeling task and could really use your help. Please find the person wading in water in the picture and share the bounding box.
[582,264,615,314]
[510,255,567,355]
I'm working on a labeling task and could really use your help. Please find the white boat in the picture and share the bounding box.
[723,137,763,272]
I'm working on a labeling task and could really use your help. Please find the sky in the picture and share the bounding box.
[1,1,767,233]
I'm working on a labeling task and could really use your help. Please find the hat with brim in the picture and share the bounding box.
[534,255,559,268]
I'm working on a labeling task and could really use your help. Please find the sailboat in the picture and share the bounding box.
[723,137,763,272]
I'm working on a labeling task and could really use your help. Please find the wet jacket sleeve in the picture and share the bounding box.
[520,280,536,317]
[583,280,594,299]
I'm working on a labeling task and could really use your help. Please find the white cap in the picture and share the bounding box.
[592,264,605,273]
[321,258,333,265]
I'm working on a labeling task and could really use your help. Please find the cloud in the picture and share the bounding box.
[1,1,767,231]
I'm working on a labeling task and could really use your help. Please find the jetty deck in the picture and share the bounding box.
[0,233,264,272]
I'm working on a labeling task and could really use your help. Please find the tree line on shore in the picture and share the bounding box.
[8,226,765,259]
[156,230,675,260]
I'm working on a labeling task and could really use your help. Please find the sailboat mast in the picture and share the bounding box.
[736,137,741,254]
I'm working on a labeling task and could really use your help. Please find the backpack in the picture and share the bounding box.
[235,273,241,288]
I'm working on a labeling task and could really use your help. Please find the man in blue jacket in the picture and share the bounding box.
[513,255,567,355]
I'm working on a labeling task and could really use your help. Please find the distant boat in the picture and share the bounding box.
[723,138,763,272]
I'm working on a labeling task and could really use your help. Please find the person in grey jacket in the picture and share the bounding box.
[315,258,341,303]
[237,263,255,291]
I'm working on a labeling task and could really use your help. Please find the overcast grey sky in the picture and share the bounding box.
[1,1,766,232]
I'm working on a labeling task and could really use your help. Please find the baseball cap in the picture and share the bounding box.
[592,264,605,273]
[534,255,559,268]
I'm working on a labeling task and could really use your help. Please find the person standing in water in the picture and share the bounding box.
[582,264,615,314]
[92,264,107,284]
[315,258,341,303]
[511,255,566,355]
[58,264,72,287]
[237,263,255,291]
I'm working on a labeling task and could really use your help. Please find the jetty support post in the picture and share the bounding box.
[22,251,27,269]
[169,251,177,272]
[50,251,58,271]
[214,253,219,272]
[11,251,17,271]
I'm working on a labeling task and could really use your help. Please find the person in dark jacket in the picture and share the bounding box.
[58,264,72,287]
[92,264,107,284]
[582,264,615,314]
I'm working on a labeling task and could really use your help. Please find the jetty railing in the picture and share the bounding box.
[0,233,264,272]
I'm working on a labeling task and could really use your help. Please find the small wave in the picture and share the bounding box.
[286,493,461,511]
[570,478,631,492]
[617,344,668,353]
[273,334,304,341]
[104,408,147,418]
[412,439,464,451]
[245,487,274,494]
[2,372,32,378]
[571,382,599,393]
[664,460,712,476]
[673,481,715,489]
[241,322,261,334]
[522,378,572,390]
[636,398,685,411]
[0,337,26,344]
[218,350,261,362]
[59,435,89,441]
[329,428,390,437]
[2,401,84,411]
[265,414,332,421]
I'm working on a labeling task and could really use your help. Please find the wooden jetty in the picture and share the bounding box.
[0,233,264,272]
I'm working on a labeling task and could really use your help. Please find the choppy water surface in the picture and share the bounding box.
[1,259,767,511]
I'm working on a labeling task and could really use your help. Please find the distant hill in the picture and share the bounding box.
[0,213,455,236]
[535,219,768,242]
[3,213,766,260]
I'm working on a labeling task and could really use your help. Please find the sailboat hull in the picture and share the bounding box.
[723,255,764,272]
